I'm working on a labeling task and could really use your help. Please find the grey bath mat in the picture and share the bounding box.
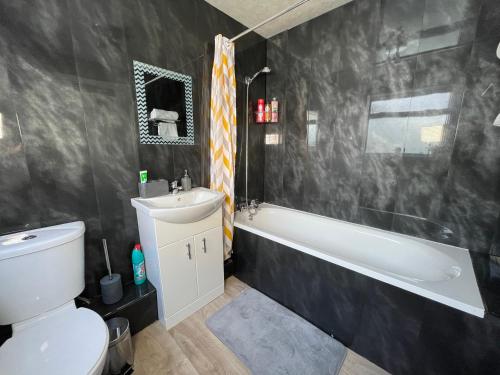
[206,288,347,375]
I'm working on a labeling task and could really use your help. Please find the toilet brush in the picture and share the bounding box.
[100,239,123,305]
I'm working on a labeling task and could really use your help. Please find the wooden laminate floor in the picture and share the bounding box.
[132,276,389,375]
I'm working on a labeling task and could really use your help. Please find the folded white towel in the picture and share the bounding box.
[150,108,179,121]
[494,113,500,127]
[158,121,178,139]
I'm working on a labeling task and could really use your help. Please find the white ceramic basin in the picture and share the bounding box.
[131,187,225,224]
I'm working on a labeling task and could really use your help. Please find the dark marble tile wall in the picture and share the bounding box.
[234,228,500,374]
[0,0,265,295]
[234,38,267,204]
[264,0,500,255]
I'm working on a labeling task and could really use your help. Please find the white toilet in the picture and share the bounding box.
[0,221,109,375]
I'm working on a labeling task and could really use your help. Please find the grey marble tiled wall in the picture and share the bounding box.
[0,0,265,295]
[234,33,267,204]
[264,0,500,255]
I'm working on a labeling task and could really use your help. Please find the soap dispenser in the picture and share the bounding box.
[181,169,192,191]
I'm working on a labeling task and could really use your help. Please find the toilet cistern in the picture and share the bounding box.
[0,222,109,375]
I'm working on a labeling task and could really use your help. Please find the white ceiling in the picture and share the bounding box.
[205,0,353,39]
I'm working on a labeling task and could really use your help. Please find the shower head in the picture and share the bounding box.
[246,66,271,85]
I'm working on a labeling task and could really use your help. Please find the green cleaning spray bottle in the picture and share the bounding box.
[132,243,146,285]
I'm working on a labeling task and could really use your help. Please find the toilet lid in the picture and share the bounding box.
[0,307,109,375]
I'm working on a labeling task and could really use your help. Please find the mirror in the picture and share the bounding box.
[133,61,194,145]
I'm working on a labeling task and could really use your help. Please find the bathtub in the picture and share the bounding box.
[234,203,484,318]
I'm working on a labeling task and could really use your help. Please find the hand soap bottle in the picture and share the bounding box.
[132,243,146,285]
[181,170,192,191]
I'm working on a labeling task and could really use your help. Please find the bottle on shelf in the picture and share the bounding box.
[265,102,271,123]
[271,97,279,123]
[132,243,146,285]
[256,98,265,123]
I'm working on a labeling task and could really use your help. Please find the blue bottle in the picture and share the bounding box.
[132,243,146,285]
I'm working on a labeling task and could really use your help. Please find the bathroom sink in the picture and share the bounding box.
[131,187,225,224]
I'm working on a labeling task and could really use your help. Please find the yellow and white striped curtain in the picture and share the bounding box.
[210,34,237,259]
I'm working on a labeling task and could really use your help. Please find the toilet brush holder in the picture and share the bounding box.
[100,273,123,305]
[100,239,123,305]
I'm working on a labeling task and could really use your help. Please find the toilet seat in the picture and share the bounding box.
[0,307,109,375]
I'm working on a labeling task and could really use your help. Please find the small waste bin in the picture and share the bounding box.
[104,317,134,375]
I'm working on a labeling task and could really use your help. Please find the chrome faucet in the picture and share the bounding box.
[250,199,259,210]
[243,199,259,220]
[170,181,183,195]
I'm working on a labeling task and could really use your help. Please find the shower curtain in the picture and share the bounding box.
[209,34,237,259]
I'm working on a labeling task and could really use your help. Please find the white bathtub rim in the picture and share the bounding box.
[259,203,470,254]
[235,221,484,318]
[235,205,485,318]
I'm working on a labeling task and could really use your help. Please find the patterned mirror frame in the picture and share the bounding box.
[133,60,194,145]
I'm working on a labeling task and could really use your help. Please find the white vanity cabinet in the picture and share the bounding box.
[194,227,224,296]
[136,207,224,329]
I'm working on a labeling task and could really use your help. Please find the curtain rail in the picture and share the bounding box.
[229,0,311,42]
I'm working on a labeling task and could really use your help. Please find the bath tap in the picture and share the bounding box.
[248,199,259,220]
[250,199,259,209]
[238,200,259,220]
[239,201,249,215]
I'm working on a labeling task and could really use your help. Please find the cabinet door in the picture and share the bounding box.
[194,227,224,296]
[159,237,198,317]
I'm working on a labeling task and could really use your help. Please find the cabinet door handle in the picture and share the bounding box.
[202,238,207,253]
[187,243,192,260]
